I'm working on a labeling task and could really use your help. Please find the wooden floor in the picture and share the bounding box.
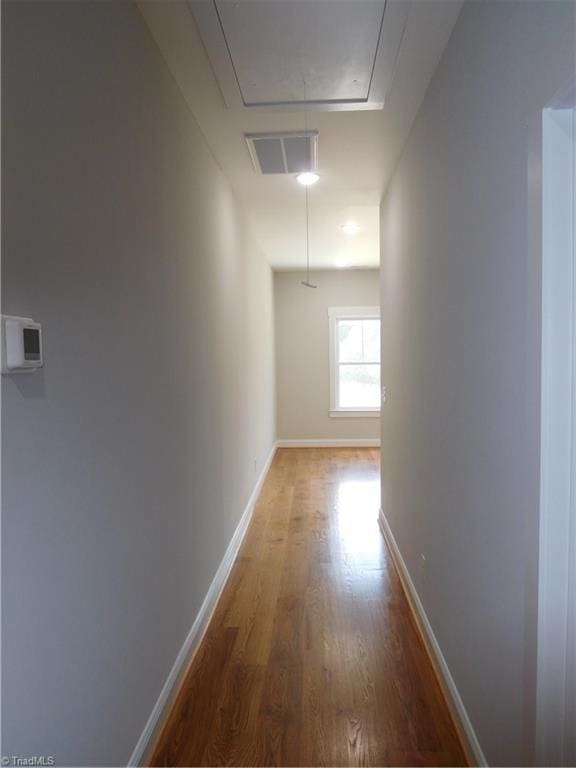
[150,448,467,767]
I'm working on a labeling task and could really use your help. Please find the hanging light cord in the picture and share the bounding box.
[301,78,317,289]
[305,184,310,281]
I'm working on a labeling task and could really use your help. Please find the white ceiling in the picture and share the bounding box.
[138,0,462,271]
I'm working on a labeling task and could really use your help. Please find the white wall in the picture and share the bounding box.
[379,1,575,765]
[275,269,380,442]
[1,1,275,764]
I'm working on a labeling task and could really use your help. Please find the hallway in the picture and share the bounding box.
[150,449,466,767]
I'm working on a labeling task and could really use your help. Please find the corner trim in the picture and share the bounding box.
[276,438,380,448]
[378,509,487,767]
[127,442,278,767]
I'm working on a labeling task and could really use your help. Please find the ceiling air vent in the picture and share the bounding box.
[245,131,318,175]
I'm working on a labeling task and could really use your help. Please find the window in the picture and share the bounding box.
[328,306,380,416]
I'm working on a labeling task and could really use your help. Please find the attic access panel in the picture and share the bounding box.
[188,0,410,111]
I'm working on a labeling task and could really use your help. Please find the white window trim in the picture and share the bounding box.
[328,306,380,417]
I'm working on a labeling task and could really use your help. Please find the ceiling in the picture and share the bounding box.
[138,0,462,271]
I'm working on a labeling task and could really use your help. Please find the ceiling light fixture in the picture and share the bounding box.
[297,171,320,186]
[340,222,360,235]
[335,259,348,269]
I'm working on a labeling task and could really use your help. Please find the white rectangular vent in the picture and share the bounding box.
[245,131,318,175]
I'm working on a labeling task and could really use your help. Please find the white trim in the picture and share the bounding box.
[328,306,381,413]
[329,409,379,418]
[378,509,487,768]
[327,306,381,319]
[127,442,278,767]
[536,105,576,766]
[276,438,380,448]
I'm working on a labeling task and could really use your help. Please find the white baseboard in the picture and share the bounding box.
[378,509,487,767]
[127,442,278,767]
[276,438,380,448]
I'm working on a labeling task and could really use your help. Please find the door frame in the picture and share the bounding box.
[536,101,576,767]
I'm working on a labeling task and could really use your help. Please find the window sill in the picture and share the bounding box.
[329,409,380,418]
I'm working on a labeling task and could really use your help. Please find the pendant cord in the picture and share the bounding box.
[304,78,309,283]
[300,77,316,288]
[306,184,310,283]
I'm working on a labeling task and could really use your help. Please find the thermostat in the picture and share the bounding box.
[1,315,43,373]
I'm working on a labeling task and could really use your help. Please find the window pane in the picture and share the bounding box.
[338,319,363,362]
[339,364,380,408]
[362,319,380,362]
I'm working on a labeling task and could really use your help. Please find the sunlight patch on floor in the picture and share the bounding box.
[336,479,381,557]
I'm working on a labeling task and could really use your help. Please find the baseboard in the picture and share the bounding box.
[127,442,278,767]
[276,438,380,447]
[378,509,487,767]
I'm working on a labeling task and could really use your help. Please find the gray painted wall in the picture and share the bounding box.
[275,269,380,441]
[1,1,275,764]
[379,1,575,765]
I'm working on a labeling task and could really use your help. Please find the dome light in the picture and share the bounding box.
[296,172,320,186]
[340,222,360,235]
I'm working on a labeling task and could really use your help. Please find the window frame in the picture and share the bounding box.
[328,306,381,417]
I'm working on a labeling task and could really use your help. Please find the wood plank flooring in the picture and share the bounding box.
[149,448,467,767]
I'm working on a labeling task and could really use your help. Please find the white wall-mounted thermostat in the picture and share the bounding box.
[1,315,43,374]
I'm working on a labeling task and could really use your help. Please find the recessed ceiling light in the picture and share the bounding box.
[340,222,360,235]
[335,259,348,269]
[296,172,320,186]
